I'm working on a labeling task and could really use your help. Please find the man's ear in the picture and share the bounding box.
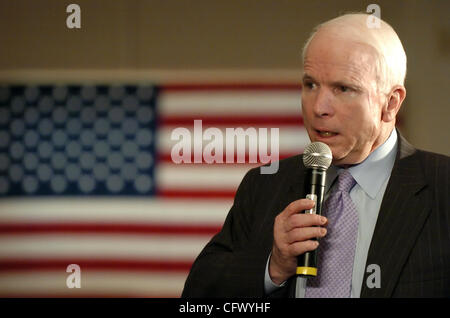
[382,85,406,122]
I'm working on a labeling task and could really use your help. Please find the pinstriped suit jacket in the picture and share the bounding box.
[182,133,450,298]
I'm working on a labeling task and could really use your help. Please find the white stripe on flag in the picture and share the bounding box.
[156,164,252,191]
[0,271,187,297]
[0,198,231,225]
[0,234,209,260]
[159,91,302,116]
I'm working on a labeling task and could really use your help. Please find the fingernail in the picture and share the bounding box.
[321,216,327,224]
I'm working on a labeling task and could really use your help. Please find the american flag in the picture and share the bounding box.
[0,83,307,297]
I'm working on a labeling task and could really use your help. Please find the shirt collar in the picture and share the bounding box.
[326,129,398,199]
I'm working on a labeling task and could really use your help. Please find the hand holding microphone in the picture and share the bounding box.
[269,142,332,286]
[270,199,328,285]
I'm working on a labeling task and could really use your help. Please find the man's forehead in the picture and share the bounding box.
[303,59,371,83]
[307,33,377,64]
[303,34,378,84]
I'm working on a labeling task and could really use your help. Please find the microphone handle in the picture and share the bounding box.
[296,168,326,277]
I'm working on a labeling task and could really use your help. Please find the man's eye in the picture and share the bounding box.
[339,85,351,93]
[304,81,316,89]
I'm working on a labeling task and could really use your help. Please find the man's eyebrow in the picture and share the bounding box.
[302,74,315,82]
[330,80,363,91]
[302,73,364,91]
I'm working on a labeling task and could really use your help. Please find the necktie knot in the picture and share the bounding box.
[335,170,356,193]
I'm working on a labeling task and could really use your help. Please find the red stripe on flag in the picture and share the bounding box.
[157,189,237,199]
[0,223,222,236]
[0,259,193,272]
[0,292,181,298]
[0,289,181,301]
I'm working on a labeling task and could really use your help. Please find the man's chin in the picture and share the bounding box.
[331,154,346,166]
[329,147,353,166]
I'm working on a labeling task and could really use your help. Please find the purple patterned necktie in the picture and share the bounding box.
[305,169,358,298]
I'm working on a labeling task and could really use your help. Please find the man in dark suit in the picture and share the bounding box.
[182,13,450,298]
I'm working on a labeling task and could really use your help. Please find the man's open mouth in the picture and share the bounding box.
[316,130,338,137]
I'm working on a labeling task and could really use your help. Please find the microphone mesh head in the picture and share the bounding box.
[302,142,333,170]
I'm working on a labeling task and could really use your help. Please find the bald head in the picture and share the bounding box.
[302,13,407,93]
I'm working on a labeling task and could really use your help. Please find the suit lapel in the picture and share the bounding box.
[360,134,430,297]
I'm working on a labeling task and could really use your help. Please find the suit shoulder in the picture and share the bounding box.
[416,149,450,168]
[415,149,450,183]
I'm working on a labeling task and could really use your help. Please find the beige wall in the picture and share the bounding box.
[0,0,448,155]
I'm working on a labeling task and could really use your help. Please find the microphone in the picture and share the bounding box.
[296,141,332,278]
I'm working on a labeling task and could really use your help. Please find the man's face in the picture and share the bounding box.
[301,31,386,166]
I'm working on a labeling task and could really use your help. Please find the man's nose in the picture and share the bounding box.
[312,88,334,117]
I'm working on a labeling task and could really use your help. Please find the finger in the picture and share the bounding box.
[283,199,315,217]
[286,226,327,244]
[284,213,327,232]
[288,240,320,256]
